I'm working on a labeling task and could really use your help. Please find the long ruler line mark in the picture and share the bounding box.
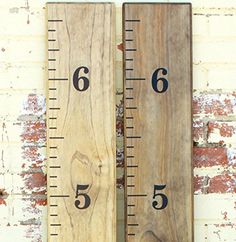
[48,78,68,81]
[48,19,63,22]
[127,194,147,197]
[127,166,138,168]
[126,48,137,51]
[126,77,146,80]
[125,19,140,22]
[48,49,60,52]
[49,137,64,139]
[126,136,141,139]
[50,195,70,198]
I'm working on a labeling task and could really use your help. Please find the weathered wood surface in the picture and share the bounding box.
[47,3,116,242]
[1,1,236,242]
[123,3,193,241]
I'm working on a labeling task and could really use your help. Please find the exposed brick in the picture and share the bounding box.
[207,121,236,145]
[193,147,228,168]
[193,93,236,116]
[21,171,46,195]
[208,174,236,193]
[208,121,235,137]
[194,175,209,194]
[20,121,46,143]
[193,120,206,144]
[22,94,46,116]
[117,43,123,51]
[194,174,236,194]
[0,188,8,206]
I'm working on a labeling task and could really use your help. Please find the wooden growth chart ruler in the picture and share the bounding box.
[47,3,116,242]
[46,2,193,242]
[123,3,193,242]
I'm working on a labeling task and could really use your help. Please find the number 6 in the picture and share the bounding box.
[73,66,90,91]
[151,68,168,93]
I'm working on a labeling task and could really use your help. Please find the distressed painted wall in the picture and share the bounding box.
[0,0,235,241]
[192,2,236,241]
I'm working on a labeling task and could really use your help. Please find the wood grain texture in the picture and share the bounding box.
[47,3,116,242]
[123,3,193,242]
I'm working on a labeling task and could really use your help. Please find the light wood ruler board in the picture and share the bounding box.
[47,3,116,242]
[123,3,193,242]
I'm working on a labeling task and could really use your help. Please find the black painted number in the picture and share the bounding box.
[75,184,91,209]
[152,184,168,210]
[151,68,168,93]
[73,66,89,91]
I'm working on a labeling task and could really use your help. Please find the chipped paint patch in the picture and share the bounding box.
[193,92,236,116]
[0,188,8,206]
[194,147,228,168]
[194,173,236,194]
[117,43,123,51]
[18,93,47,240]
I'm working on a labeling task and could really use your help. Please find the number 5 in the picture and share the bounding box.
[152,184,168,210]
[75,184,91,209]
